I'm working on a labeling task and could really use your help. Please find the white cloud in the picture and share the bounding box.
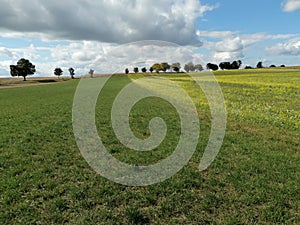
[282,0,300,12]
[214,37,244,52]
[197,30,300,63]
[0,0,217,45]
[197,30,238,40]
[1,40,209,76]
[266,38,300,55]
[0,47,19,59]
[212,52,244,63]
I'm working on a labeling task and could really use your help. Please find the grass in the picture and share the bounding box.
[0,69,299,224]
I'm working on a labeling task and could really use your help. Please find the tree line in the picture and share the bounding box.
[9,58,287,81]
[126,60,286,73]
[10,58,76,81]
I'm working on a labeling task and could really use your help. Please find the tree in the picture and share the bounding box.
[10,58,36,81]
[54,68,63,78]
[194,64,203,72]
[184,62,195,72]
[134,67,139,73]
[206,63,219,71]
[68,68,75,79]
[125,68,129,74]
[152,63,163,73]
[270,65,276,68]
[245,66,253,69]
[219,62,231,70]
[89,69,94,78]
[149,67,154,73]
[231,60,242,70]
[257,61,263,68]
[141,67,147,73]
[161,62,171,72]
[172,63,181,73]
[280,65,286,67]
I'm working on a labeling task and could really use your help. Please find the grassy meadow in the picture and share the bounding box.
[0,69,299,224]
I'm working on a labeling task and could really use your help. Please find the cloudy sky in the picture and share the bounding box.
[0,0,300,77]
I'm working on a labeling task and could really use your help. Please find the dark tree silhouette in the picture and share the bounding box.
[219,62,231,70]
[245,66,253,69]
[280,65,286,67]
[206,63,219,71]
[270,65,276,68]
[10,58,36,81]
[125,68,129,74]
[89,69,94,78]
[231,60,242,70]
[54,68,63,78]
[141,67,147,73]
[257,61,264,68]
[68,68,75,79]
[149,67,154,73]
[134,67,139,73]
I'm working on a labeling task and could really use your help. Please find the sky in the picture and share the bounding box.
[0,0,300,77]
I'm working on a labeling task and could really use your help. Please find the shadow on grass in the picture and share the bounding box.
[37,79,58,83]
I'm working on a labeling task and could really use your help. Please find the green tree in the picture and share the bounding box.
[134,67,139,73]
[152,63,163,73]
[172,63,181,73]
[54,68,63,78]
[161,62,170,72]
[68,68,75,79]
[10,58,36,81]
[141,67,147,73]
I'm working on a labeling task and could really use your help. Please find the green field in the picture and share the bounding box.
[1,69,299,224]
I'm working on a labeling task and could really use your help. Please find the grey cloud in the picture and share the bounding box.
[0,0,216,45]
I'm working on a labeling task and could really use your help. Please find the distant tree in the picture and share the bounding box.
[10,58,36,81]
[152,63,163,73]
[270,65,276,68]
[219,62,231,70]
[256,61,264,68]
[89,69,94,78]
[206,63,219,71]
[194,64,203,72]
[68,68,75,79]
[149,67,154,73]
[141,67,147,73]
[231,60,242,70]
[280,65,286,67]
[54,68,63,78]
[172,63,181,73]
[184,62,195,72]
[161,62,171,72]
[134,67,139,73]
[125,68,129,74]
[245,66,253,69]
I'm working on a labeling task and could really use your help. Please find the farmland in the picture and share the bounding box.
[0,69,299,224]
